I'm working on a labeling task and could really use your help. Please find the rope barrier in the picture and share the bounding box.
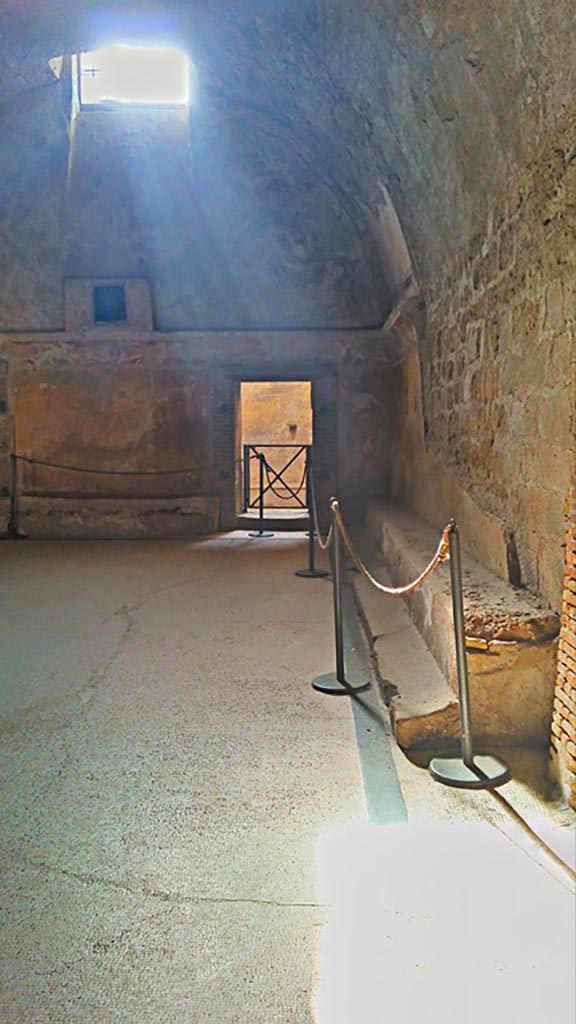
[331,498,451,594]
[2,450,254,539]
[306,498,510,790]
[309,471,333,551]
[14,453,246,477]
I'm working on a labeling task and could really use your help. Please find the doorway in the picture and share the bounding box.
[238,381,313,519]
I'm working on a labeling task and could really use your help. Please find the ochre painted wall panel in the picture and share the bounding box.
[12,364,211,497]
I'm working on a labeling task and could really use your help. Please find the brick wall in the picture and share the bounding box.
[551,491,576,809]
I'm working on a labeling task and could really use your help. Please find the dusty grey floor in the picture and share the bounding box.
[2,535,574,1024]
[2,536,367,1023]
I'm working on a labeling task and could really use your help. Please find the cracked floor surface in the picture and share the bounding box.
[2,535,367,1023]
[2,535,575,1023]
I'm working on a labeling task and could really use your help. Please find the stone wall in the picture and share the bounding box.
[390,106,575,610]
[324,0,576,293]
[1,329,391,534]
[0,1,573,596]
[11,361,212,497]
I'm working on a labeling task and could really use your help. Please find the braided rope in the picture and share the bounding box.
[309,471,333,551]
[14,454,245,477]
[331,498,451,595]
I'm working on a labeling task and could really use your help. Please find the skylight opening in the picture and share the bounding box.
[79,44,189,107]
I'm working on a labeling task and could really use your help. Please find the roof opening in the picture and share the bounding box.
[78,44,189,107]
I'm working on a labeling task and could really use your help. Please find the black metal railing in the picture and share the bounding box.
[242,444,311,512]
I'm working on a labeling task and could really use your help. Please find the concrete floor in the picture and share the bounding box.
[1,535,574,1023]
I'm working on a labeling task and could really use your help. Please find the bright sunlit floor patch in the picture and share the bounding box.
[313,820,575,1024]
[79,44,189,106]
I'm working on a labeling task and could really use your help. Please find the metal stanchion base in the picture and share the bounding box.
[295,568,330,578]
[429,754,510,790]
[248,530,275,538]
[0,527,27,540]
[312,671,370,696]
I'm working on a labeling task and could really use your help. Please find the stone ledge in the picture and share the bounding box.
[363,500,560,747]
[17,495,220,539]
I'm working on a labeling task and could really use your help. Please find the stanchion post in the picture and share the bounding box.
[1,453,26,540]
[312,501,369,696]
[449,522,474,767]
[429,521,509,789]
[242,444,250,513]
[248,452,274,539]
[295,448,329,579]
[332,514,346,683]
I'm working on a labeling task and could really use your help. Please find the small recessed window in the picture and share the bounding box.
[79,44,189,107]
[93,285,127,323]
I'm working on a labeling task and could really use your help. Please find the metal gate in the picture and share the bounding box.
[242,444,310,511]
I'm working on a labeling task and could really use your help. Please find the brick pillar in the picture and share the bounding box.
[551,489,576,809]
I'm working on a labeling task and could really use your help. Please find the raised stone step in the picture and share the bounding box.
[353,560,460,749]
[236,509,309,533]
[360,501,560,748]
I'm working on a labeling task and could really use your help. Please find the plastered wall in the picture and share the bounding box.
[0,62,385,333]
[2,330,391,531]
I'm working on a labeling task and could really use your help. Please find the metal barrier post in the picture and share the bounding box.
[242,445,250,513]
[1,453,27,540]
[312,502,369,696]
[429,522,509,789]
[295,450,329,579]
[248,452,274,538]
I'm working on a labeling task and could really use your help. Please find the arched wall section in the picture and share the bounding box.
[319,0,575,606]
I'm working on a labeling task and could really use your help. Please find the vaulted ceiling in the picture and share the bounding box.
[0,0,574,296]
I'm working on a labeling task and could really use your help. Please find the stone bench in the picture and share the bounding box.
[361,500,560,748]
[17,494,219,539]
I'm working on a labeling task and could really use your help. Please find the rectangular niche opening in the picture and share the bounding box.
[93,284,127,323]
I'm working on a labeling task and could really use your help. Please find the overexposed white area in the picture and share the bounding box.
[79,44,189,105]
[315,820,575,1024]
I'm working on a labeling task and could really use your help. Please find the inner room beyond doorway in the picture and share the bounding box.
[240,381,312,512]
